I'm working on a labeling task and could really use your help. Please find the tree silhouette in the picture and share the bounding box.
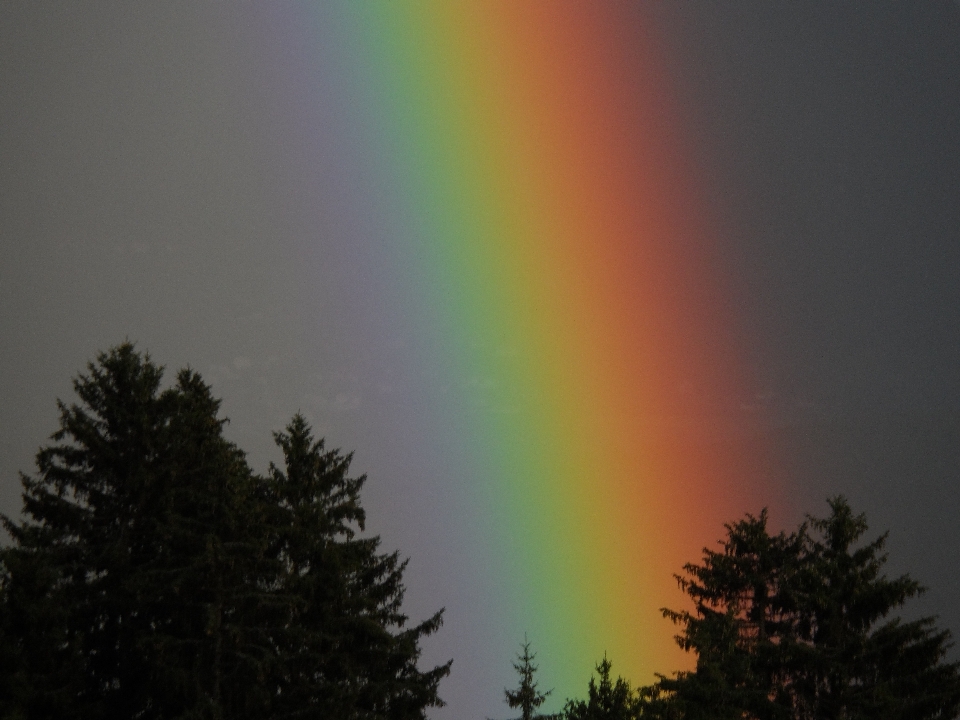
[653,497,960,719]
[266,414,451,718]
[502,635,554,720]
[563,656,640,720]
[0,344,451,719]
[0,345,270,718]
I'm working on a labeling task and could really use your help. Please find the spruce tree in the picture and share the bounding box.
[0,344,272,719]
[655,497,960,720]
[791,498,960,719]
[0,343,175,718]
[0,345,450,719]
[657,509,806,719]
[563,656,640,720]
[502,636,553,720]
[143,368,276,720]
[266,414,451,719]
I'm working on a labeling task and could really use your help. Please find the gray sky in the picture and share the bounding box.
[2,3,960,718]
[650,1,960,603]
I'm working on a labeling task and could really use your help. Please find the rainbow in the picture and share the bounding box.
[266,2,780,708]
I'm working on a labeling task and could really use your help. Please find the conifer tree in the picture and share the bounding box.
[563,656,640,720]
[654,497,960,720]
[503,636,553,720]
[656,509,805,719]
[791,498,960,719]
[0,345,451,719]
[266,414,451,719]
[0,344,272,719]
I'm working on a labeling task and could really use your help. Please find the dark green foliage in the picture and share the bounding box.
[266,415,451,719]
[654,497,960,720]
[655,510,805,720]
[502,636,553,720]
[0,344,449,719]
[563,657,640,720]
[0,344,246,719]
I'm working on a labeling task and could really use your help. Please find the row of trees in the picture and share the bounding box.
[503,499,960,719]
[0,344,450,719]
[4,344,960,719]
[502,645,635,720]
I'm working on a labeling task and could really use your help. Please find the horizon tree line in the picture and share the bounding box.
[503,499,960,719]
[0,344,449,719]
[3,343,959,719]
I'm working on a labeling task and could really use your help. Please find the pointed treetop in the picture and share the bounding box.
[503,634,554,720]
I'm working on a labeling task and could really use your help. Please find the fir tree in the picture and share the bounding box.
[791,498,960,719]
[502,636,553,720]
[563,656,640,720]
[654,497,960,720]
[266,414,451,719]
[657,509,806,719]
[0,345,451,719]
[0,344,272,719]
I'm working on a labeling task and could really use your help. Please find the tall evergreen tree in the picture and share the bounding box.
[502,636,553,720]
[0,344,271,719]
[266,414,451,719]
[143,368,276,720]
[656,510,805,720]
[654,497,960,720]
[790,498,960,719]
[0,345,450,719]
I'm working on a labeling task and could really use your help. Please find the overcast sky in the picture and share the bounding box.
[652,1,960,580]
[2,3,959,718]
